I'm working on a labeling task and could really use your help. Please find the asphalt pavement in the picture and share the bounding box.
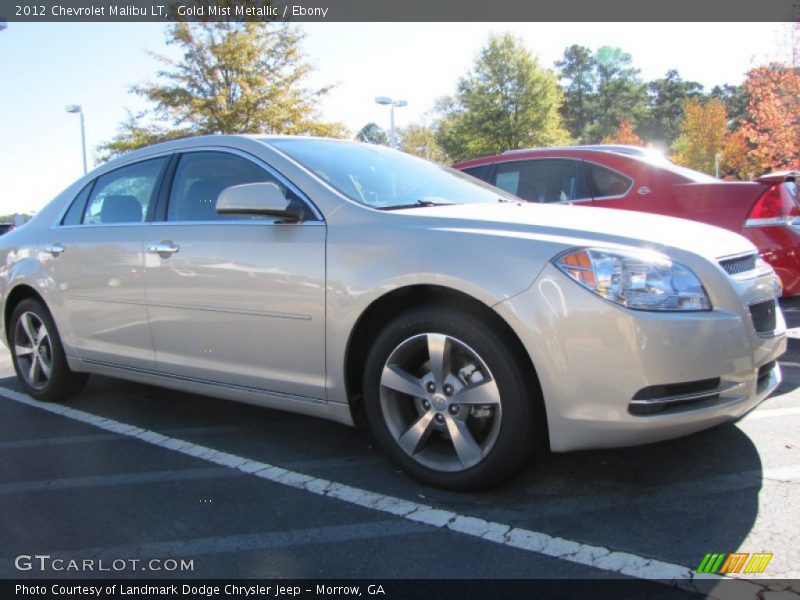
[0,299,798,596]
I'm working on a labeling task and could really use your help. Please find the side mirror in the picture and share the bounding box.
[216,182,303,222]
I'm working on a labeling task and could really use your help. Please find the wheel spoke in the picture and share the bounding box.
[381,364,425,397]
[445,415,483,468]
[397,412,436,455]
[35,324,48,348]
[27,355,40,384]
[453,379,500,405]
[14,344,34,358]
[20,314,37,345]
[38,354,52,379]
[427,333,451,387]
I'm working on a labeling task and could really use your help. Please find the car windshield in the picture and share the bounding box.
[265,138,517,209]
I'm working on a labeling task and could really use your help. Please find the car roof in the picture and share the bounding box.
[452,145,675,169]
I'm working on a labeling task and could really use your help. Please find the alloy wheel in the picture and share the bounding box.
[14,311,53,390]
[379,332,502,472]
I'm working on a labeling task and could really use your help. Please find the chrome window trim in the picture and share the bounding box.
[172,146,325,223]
[491,157,592,204]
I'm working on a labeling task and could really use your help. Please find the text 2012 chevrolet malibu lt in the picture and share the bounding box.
[0,136,787,489]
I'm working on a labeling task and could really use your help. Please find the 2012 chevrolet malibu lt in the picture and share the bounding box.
[0,136,787,489]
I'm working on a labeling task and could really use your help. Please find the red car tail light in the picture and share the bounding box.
[745,184,800,228]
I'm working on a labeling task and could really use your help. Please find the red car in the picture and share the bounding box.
[454,146,800,296]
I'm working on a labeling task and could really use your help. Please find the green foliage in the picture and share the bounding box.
[554,45,596,143]
[708,83,750,126]
[554,45,648,144]
[638,69,703,147]
[398,124,449,163]
[435,33,571,161]
[99,22,347,161]
[589,46,647,142]
[356,122,389,145]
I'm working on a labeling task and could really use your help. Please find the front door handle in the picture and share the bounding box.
[147,241,180,258]
[45,243,65,257]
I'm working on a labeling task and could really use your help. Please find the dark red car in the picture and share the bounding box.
[454,146,800,296]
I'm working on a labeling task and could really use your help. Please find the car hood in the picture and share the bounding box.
[399,202,754,261]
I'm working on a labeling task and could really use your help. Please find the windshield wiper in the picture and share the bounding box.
[379,199,458,210]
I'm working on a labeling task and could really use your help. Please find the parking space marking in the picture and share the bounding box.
[0,386,769,597]
[0,467,234,495]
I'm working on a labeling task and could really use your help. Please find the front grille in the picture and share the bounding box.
[750,300,777,334]
[629,377,721,416]
[719,254,757,276]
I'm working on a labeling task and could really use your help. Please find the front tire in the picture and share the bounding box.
[363,306,540,490]
[9,298,88,402]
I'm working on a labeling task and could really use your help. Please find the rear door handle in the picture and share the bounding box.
[45,243,65,257]
[147,241,180,258]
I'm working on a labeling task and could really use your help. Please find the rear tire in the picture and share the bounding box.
[363,306,541,490]
[9,298,88,402]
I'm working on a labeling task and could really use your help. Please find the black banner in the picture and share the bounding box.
[0,0,798,22]
[6,579,800,600]
[6,579,703,600]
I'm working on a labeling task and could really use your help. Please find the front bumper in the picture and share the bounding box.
[495,262,787,452]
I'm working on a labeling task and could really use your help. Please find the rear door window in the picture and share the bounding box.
[493,159,588,203]
[61,182,94,226]
[585,162,633,199]
[82,158,167,224]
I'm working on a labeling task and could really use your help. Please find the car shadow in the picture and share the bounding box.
[0,369,767,578]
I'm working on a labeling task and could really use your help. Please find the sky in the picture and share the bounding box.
[0,22,793,214]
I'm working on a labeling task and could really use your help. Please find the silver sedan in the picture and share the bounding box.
[0,136,787,489]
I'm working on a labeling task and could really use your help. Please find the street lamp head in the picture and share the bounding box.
[65,105,82,114]
[393,100,408,108]
[374,97,393,105]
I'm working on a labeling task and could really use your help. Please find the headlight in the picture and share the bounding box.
[555,248,711,311]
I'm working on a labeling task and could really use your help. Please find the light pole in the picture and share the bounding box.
[714,152,722,179]
[66,105,87,175]
[375,96,407,149]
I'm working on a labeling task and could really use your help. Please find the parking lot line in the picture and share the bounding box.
[0,385,768,597]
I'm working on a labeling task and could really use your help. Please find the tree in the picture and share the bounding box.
[555,45,596,143]
[99,22,347,160]
[740,63,800,171]
[589,46,647,142]
[638,69,703,146]
[602,120,643,145]
[435,33,571,161]
[672,98,750,177]
[356,123,389,145]
[709,83,749,126]
[398,124,449,163]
